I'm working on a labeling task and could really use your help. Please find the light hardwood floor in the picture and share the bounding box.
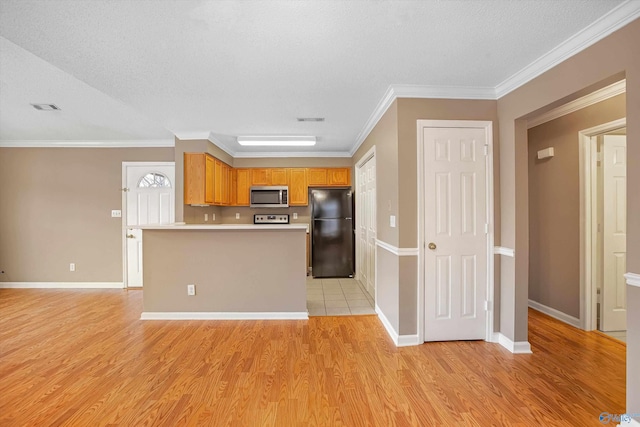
[0,289,625,426]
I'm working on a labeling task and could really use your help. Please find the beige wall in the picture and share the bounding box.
[354,99,500,336]
[497,18,639,413]
[0,147,174,283]
[527,94,626,318]
[353,101,399,245]
[142,228,306,313]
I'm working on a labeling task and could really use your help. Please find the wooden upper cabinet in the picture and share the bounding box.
[288,168,308,206]
[308,168,351,187]
[250,168,271,186]
[230,168,237,206]
[308,168,328,186]
[235,169,250,206]
[184,153,216,205]
[327,168,351,186]
[213,159,223,204]
[270,168,289,185]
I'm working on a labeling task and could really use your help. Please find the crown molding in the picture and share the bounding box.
[173,132,210,140]
[391,84,496,100]
[0,139,174,148]
[207,132,238,157]
[495,1,640,98]
[350,84,495,156]
[527,80,626,129]
[232,150,351,158]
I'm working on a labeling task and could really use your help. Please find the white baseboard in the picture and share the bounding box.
[140,311,309,320]
[0,282,124,289]
[397,334,421,346]
[374,305,420,347]
[497,333,532,354]
[528,299,581,329]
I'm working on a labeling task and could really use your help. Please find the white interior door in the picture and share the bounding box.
[600,135,626,331]
[357,155,376,299]
[124,163,175,287]
[423,127,487,341]
[358,165,368,286]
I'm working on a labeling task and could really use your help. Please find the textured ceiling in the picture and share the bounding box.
[0,0,633,155]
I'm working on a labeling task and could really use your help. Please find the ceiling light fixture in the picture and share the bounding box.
[237,136,316,146]
[297,117,325,122]
[31,103,61,111]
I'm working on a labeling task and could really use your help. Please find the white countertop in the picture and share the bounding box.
[136,223,309,232]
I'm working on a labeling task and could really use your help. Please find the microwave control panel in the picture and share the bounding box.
[254,214,290,224]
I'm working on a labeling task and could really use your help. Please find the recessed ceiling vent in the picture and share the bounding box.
[297,117,324,122]
[31,103,61,111]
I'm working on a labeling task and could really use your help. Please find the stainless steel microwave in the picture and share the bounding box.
[250,186,289,208]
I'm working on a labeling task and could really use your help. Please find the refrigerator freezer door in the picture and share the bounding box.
[312,189,352,219]
[312,218,354,277]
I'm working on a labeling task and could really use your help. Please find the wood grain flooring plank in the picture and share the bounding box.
[0,290,626,426]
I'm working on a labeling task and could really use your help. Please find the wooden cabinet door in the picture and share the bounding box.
[271,168,289,185]
[184,153,205,205]
[221,163,230,205]
[205,155,216,204]
[230,168,237,206]
[214,159,223,204]
[288,168,308,205]
[308,168,328,186]
[235,169,250,206]
[327,168,351,186]
[251,168,271,186]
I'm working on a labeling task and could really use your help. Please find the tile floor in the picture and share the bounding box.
[306,277,375,316]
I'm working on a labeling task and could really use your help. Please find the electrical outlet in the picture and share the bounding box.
[111,210,122,218]
[293,213,298,220]
[187,284,196,296]
[390,215,396,228]
[235,213,240,219]
[204,213,208,222]
[70,263,76,272]
[212,213,216,221]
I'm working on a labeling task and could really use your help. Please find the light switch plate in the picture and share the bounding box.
[111,210,122,218]
[390,215,396,228]
[293,213,298,219]
[236,213,240,219]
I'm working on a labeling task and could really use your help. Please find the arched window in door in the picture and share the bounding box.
[138,172,171,188]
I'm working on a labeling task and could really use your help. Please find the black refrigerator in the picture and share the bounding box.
[311,188,354,278]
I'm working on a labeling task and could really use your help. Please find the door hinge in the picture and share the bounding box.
[483,144,489,156]
[122,187,130,192]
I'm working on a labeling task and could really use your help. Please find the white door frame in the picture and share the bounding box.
[121,161,176,288]
[417,120,494,343]
[355,145,376,296]
[578,118,626,330]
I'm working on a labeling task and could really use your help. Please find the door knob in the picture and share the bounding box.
[428,242,436,250]
[126,234,136,239]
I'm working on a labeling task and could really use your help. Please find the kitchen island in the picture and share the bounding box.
[136,224,308,319]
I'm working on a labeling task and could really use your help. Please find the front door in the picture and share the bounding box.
[124,163,175,287]
[422,126,488,341]
[600,135,627,331]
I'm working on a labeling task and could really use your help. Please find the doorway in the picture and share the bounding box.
[355,146,376,300]
[579,121,627,337]
[417,120,494,342]
[122,162,175,288]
